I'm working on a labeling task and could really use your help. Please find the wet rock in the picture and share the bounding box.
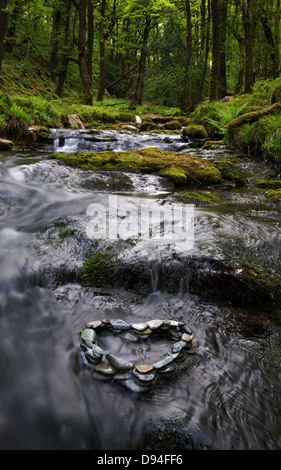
[0,138,13,150]
[106,353,134,371]
[80,328,97,347]
[133,368,156,383]
[164,120,182,130]
[86,320,103,329]
[181,332,194,343]
[92,344,110,358]
[131,322,149,332]
[113,371,132,381]
[122,378,150,393]
[95,362,117,376]
[171,340,188,353]
[153,355,174,370]
[109,319,131,330]
[148,319,163,330]
[135,365,154,374]
[157,362,177,376]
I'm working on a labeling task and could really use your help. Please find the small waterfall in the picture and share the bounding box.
[49,128,191,153]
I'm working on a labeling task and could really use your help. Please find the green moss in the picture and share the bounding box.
[176,190,221,206]
[59,228,77,239]
[182,125,208,139]
[160,167,187,185]
[265,189,281,203]
[271,83,281,104]
[237,106,262,116]
[211,158,246,185]
[48,148,223,186]
[79,250,117,288]
[254,179,281,189]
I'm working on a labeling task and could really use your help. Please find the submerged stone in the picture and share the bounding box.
[122,378,150,393]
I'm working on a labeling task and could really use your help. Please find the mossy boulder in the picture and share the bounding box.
[182,125,208,139]
[139,120,160,132]
[271,83,281,104]
[164,120,182,130]
[48,147,223,186]
[0,138,13,150]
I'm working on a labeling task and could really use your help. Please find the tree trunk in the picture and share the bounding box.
[78,0,93,105]
[195,0,211,104]
[225,102,281,129]
[55,0,72,97]
[97,0,106,101]
[87,0,94,87]
[209,0,220,100]
[242,0,253,93]
[133,14,151,106]
[0,0,8,74]
[180,0,193,113]
[260,7,279,79]
[218,0,227,98]
[49,6,62,81]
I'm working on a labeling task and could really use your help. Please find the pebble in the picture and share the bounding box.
[95,362,117,376]
[153,355,174,370]
[80,328,97,346]
[122,378,150,393]
[158,362,177,375]
[131,322,148,331]
[181,332,194,342]
[148,319,163,330]
[106,353,134,371]
[135,365,154,374]
[133,368,156,383]
[86,320,103,329]
[92,344,109,358]
[109,319,131,330]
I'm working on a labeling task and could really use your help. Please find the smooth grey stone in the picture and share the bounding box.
[122,379,150,393]
[153,355,174,369]
[106,353,134,371]
[131,322,148,331]
[113,371,132,381]
[80,328,97,345]
[92,344,109,358]
[133,368,156,382]
[95,362,117,376]
[109,319,131,330]
[147,319,163,329]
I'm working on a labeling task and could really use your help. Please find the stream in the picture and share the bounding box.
[0,128,281,450]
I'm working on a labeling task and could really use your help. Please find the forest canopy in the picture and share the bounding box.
[0,0,280,111]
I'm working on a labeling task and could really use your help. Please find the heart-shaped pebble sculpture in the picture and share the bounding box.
[79,318,198,392]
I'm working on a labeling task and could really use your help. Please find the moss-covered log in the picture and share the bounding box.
[224,102,281,130]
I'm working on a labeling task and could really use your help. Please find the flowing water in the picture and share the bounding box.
[0,129,281,450]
